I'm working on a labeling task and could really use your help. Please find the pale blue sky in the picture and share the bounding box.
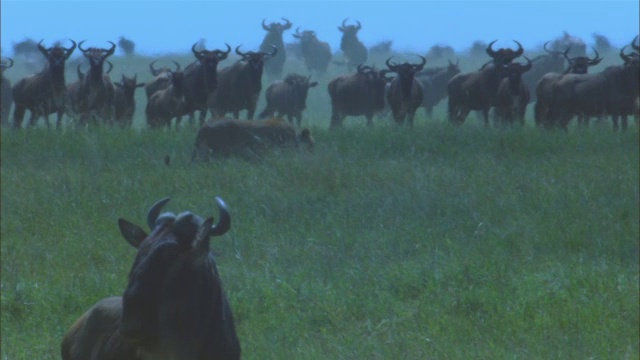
[1,0,638,56]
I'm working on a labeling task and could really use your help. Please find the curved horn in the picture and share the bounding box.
[172,60,181,72]
[78,40,89,53]
[542,41,561,55]
[385,56,397,70]
[619,46,633,63]
[282,18,292,29]
[268,45,278,56]
[356,20,361,30]
[76,63,85,79]
[235,45,246,57]
[486,40,498,57]
[104,41,116,57]
[588,47,601,65]
[522,56,532,72]
[342,18,348,28]
[217,43,232,59]
[2,58,14,69]
[147,197,171,230]
[64,40,77,59]
[37,39,49,58]
[563,46,573,63]
[262,18,269,31]
[149,60,161,76]
[105,61,113,74]
[192,42,203,59]
[414,55,427,71]
[632,35,639,52]
[513,40,524,58]
[210,196,231,236]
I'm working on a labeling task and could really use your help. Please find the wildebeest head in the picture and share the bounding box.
[563,47,602,74]
[486,40,524,67]
[149,60,181,76]
[115,74,145,95]
[262,18,292,36]
[357,64,392,110]
[385,56,426,96]
[192,42,231,91]
[505,56,532,82]
[118,197,231,345]
[1,58,13,75]
[293,27,318,43]
[78,41,116,70]
[38,39,76,69]
[446,59,461,76]
[284,73,318,109]
[338,18,362,38]
[236,45,277,71]
[550,31,586,57]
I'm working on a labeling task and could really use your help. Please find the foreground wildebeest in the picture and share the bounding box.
[181,43,231,125]
[494,57,533,125]
[1,58,14,126]
[338,18,368,70]
[260,18,292,78]
[61,197,241,360]
[258,73,318,126]
[209,46,277,119]
[146,70,185,129]
[145,59,181,100]
[191,117,314,161]
[522,41,567,103]
[12,39,76,129]
[447,40,524,125]
[292,27,332,75]
[114,74,146,128]
[385,56,427,127]
[415,59,461,117]
[328,64,391,128]
[66,41,117,126]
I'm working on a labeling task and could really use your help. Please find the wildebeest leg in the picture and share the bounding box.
[611,114,619,132]
[330,109,342,128]
[365,114,374,127]
[198,109,207,126]
[12,105,26,129]
[621,115,628,131]
[482,109,490,127]
[246,104,256,120]
[56,110,64,129]
[424,106,433,119]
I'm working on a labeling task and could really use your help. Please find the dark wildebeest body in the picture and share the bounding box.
[338,18,368,71]
[192,117,314,161]
[1,58,14,126]
[260,18,292,79]
[328,65,390,128]
[145,60,181,100]
[209,46,277,119]
[385,56,427,127]
[118,36,135,56]
[415,59,461,117]
[181,43,231,125]
[12,40,76,129]
[146,71,185,129]
[61,197,241,360]
[522,42,566,103]
[494,57,533,125]
[549,31,587,57]
[258,73,318,126]
[292,28,332,75]
[114,74,145,128]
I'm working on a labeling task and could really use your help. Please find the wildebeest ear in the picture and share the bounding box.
[308,81,318,88]
[118,218,148,249]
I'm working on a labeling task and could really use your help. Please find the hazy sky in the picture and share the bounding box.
[1,0,638,56]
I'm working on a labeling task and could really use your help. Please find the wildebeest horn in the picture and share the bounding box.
[64,40,77,59]
[513,40,524,57]
[282,18,292,29]
[149,60,161,76]
[76,64,85,79]
[235,45,246,57]
[268,45,278,57]
[385,57,397,70]
[78,40,89,53]
[172,60,181,72]
[486,40,498,57]
[105,41,116,56]
[414,55,427,70]
[588,47,602,65]
[37,39,49,57]
[192,42,203,59]
[210,196,231,236]
[521,56,532,72]
[631,35,639,52]
[619,46,633,63]
[563,46,573,63]
[262,19,269,31]
[542,41,561,55]
[356,20,361,30]
[105,61,113,74]
[147,197,171,230]
[342,18,348,28]
[217,43,232,59]
[2,58,14,69]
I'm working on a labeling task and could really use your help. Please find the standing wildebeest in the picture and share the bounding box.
[1,58,14,126]
[522,41,567,103]
[338,18,368,70]
[369,40,393,58]
[415,59,461,117]
[260,18,292,78]
[495,57,533,125]
[66,41,117,126]
[447,40,524,125]
[114,74,146,128]
[182,43,231,125]
[117,36,135,56]
[549,31,587,57]
[12,40,76,129]
[61,197,241,360]
[258,73,318,126]
[146,70,185,129]
[292,27,332,75]
[209,46,277,119]
[426,44,456,60]
[192,117,314,161]
[328,64,391,128]
[145,60,181,100]
[385,56,427,127]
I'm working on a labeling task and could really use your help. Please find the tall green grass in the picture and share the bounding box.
[1,120,638,359]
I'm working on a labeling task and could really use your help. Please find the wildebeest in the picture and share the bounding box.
[338,18,368,70]
[522,41,567,103]
[369,40,393,58]
[209,46,277,119]
[592,33,613,53]
[260,18,292,78]
[426,44,456,60]
[114,74,146,128]
[12,39,76,129]
[548,31,587,57]
[117,36,136,55]
[385,56,427,127]
[258,73,318,126]
[66,41,117,126]
[192,117,314,161]
[292,27,332,75]
[145,59,181,100]
[494,57,533,125]
[328,64,391,128]
[61,196,241,360]
[182,43,231,125]
[1,58,14,126]
[447,40,524,125]
[415,59,461,117]
[146,70,185,129]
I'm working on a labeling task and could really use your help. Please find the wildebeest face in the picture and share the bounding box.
[262,18,292,35]
[237,45,277,71]
[78,41,116,69]
[447,59,461,76]
[293,28,318,43]
[506,57,532,82]
[486,40,524,66]
[115,74,146,96]
[385,56,427,97]
[338,18,361,37]
[565,47,602,74]
[37,39,76,68]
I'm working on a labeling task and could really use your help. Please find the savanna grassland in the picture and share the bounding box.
[1,49,639,359]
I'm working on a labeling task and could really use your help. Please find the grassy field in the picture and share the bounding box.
[1,50,639,359]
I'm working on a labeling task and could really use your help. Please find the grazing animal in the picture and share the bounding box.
[181,43,231,125]
[415,59,461,118]
[522,41,567,103]
[260,18,292,78]
[114,74,146,128]
[258,73,318,126]
[61,197,241,360]
[12,39,76,129]
[494,57,533,125]
[292,27,332,75]
[337,18,368,70]
[385,56,427,127]
[209,46,277,119]
[192,117,314,161]
[1,58,14,126]
[145,60,181,100]
[146,71,185,129]
[328,64,391,128]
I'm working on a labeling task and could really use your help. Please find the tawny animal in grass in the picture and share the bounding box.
[145,59,181,100]
[192,117,314,161]
[145,70,185,129]
[414,59,461,118]
[12,39,76,129]
[385,55,427,127]
[258,73,318,127]
[208,46,277,119]
[61,197,241,360]
[114,74,146,128]
[260,18,292,78]
[292,27,332,75]
[328,64,392,128]
[1,58,14,126]
[494,57,533,126]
